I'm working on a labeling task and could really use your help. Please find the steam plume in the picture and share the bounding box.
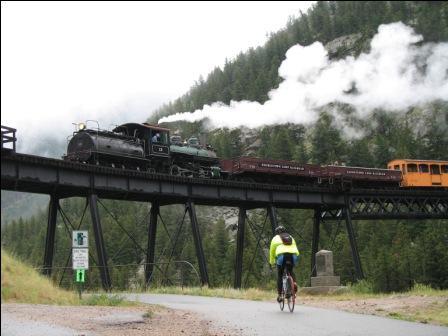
[159,22,448,128]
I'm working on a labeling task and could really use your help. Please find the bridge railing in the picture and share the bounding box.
[1,125,17,152]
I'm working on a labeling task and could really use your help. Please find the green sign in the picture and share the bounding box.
[75,269,86,283]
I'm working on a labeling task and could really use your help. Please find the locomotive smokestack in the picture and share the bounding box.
[199,132,207,148]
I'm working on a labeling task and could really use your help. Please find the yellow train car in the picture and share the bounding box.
[388,159,448,188]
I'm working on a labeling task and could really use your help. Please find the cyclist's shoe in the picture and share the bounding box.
[277,295,282,303]
[294,282,298,293]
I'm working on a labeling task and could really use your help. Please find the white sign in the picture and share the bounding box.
[72,248,89,270]
[72,231,88,248]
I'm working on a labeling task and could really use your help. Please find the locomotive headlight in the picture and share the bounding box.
[78,123,86,131]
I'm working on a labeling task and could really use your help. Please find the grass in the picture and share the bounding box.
[143,281,448,301]
[408,283,447,296]
[407,301,448,325]
[146,285,276,301]
[387,301,448,326]
[1,250,78,305]
[1,250,137,307]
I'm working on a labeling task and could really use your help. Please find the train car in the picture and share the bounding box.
[388,159,448,188]
[220,157,323,184]
[221,157,402,188]
[323,165,402,188]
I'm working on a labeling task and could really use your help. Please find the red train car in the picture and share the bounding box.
[220,157,402,188]
[220,157,321,183]
[322,165,402,188]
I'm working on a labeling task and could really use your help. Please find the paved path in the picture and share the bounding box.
[129,294,448,336]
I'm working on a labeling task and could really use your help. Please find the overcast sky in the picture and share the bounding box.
[1,1,314,152]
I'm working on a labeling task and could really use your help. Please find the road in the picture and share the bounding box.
[129,294,448,336]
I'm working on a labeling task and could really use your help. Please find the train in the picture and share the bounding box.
[64,122,448,190]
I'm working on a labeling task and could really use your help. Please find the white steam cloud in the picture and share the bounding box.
[159,22,448,128]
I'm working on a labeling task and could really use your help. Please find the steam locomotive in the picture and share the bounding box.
[64,122,220,178]
[64,122,448,189]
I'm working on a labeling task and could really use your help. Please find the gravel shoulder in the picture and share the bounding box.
[1,303,237,336]
[299,294,448,325]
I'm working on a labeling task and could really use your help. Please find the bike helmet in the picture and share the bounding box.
[274,225,287,235]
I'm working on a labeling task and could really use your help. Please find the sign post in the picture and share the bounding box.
[72,230,88,299]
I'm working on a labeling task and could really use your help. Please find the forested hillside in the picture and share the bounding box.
[2,1,447,293]
[151,1,448,122]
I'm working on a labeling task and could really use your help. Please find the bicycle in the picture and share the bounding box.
[278,261,296,312]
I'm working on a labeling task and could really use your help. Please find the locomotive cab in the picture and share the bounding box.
[112,122,171,172]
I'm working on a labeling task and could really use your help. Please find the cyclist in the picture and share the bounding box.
[269,225,300,302]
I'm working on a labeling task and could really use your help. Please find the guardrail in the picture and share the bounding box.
[1,125,17,152]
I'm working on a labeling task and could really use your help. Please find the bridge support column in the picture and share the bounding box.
[89,194,112,291]
[311,208,321,277]
[267,205,278,236]
[234,207,246,289]
[42,194,59,276]
[344,196,364,280]
[186,200,209,286]
[145,202,159,286]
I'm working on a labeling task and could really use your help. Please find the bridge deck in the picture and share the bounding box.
[1,151,447,219]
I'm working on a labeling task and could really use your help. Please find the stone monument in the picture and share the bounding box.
[300,249,347,295]
[311,250,340,287]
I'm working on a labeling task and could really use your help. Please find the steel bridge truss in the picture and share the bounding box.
[9,190,448,291]
[323,193,447,220]
[42,195,213,290]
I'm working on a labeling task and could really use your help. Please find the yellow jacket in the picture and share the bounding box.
[269,234,300,265]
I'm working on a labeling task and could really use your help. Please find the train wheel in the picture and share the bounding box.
[170,165,180,176]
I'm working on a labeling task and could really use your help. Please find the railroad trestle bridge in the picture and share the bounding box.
[2,126,447,290]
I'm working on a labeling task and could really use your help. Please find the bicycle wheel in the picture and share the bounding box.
[286,276,295,312]
[279,294,285,311]
[279,275,287,311]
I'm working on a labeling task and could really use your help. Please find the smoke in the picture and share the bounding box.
[159,22,448,129]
